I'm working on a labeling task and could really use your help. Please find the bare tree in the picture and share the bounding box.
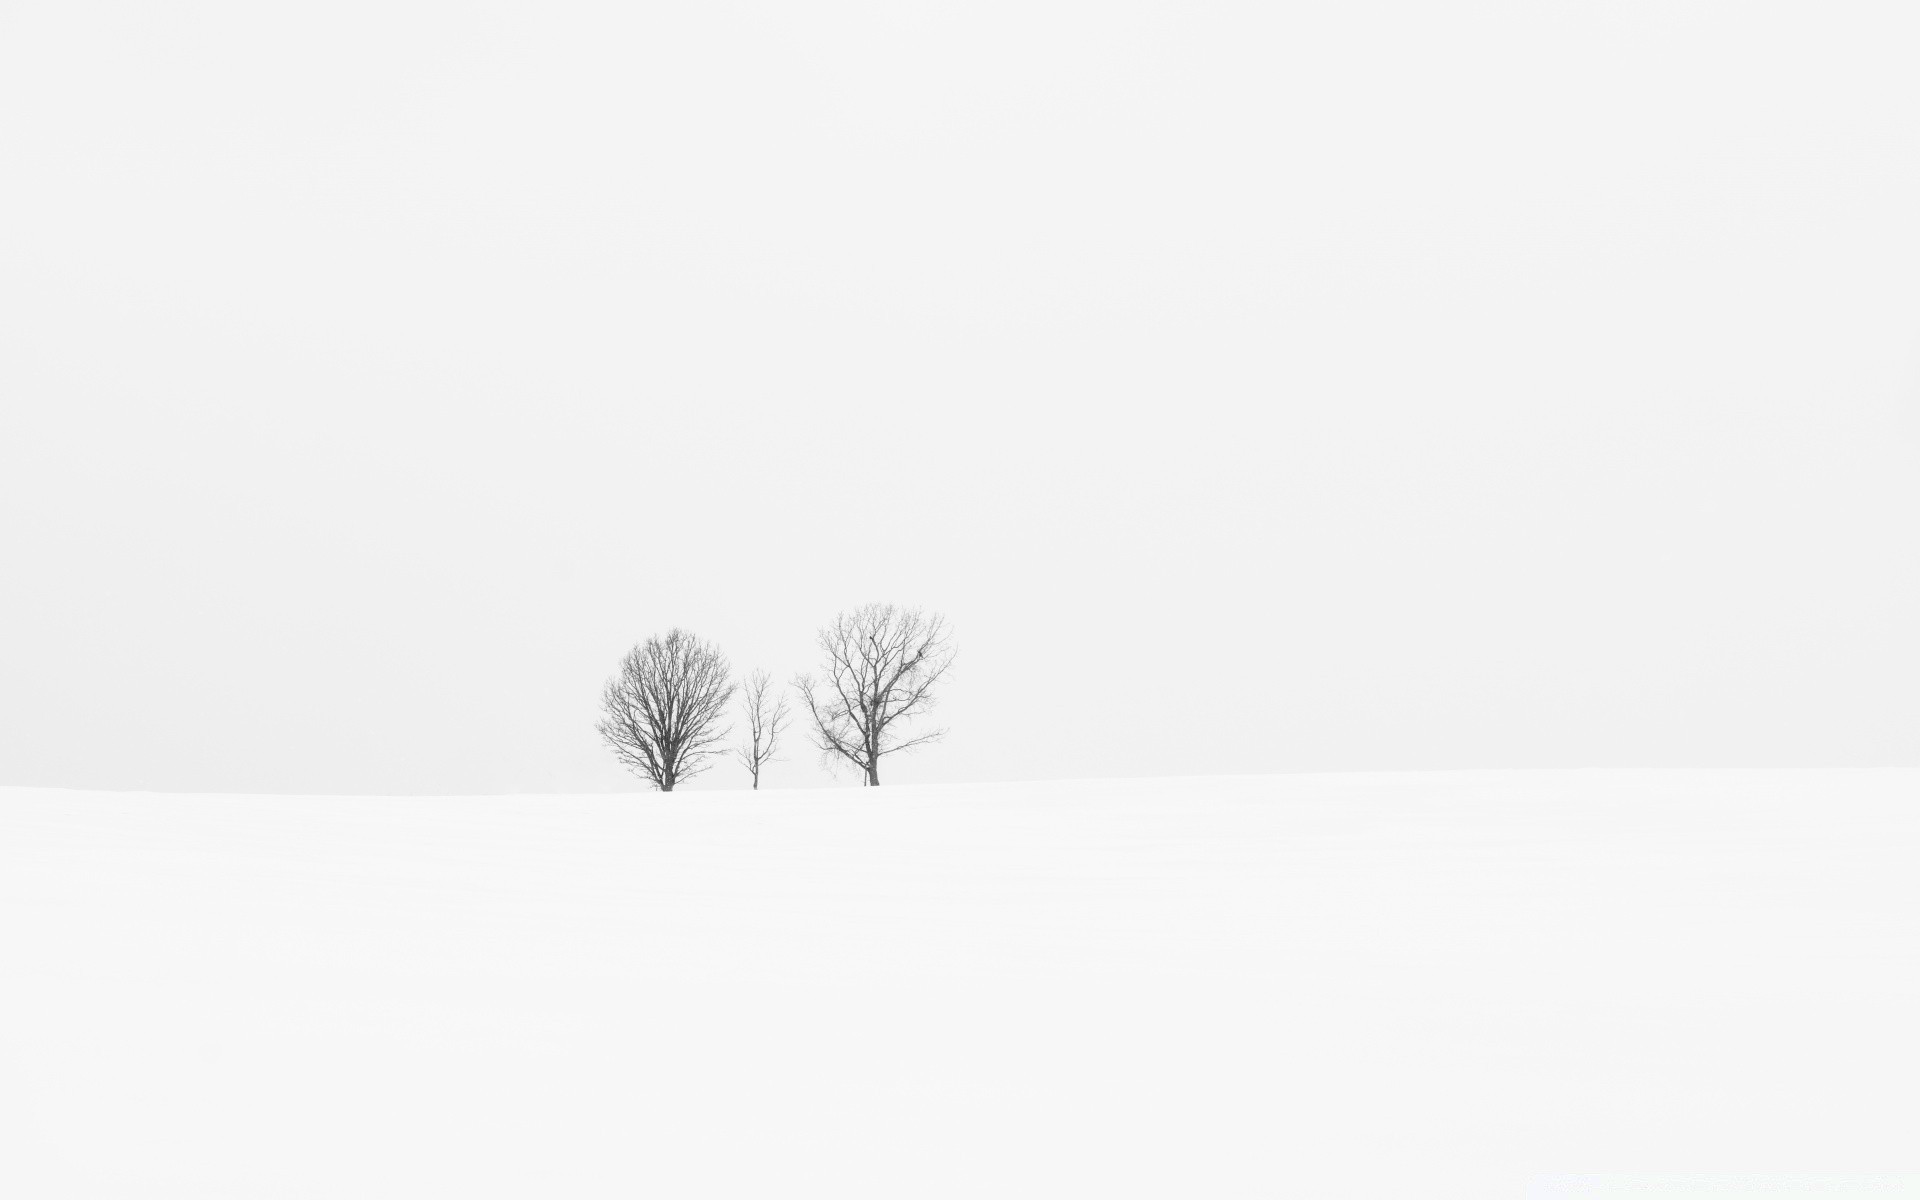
[794,604,955,786]
[733,668,790,790]
[597,629,734,792]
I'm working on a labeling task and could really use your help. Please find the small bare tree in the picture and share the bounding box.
[733,668,790,789]
[597,629,734,792]
[794,603,955,786]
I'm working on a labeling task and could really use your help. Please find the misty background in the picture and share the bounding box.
[3,0,1917,792]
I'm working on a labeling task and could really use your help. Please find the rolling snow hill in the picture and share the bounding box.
[3,771,1916,1198]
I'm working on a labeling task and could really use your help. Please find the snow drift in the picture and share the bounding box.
[2,771,1915,1198]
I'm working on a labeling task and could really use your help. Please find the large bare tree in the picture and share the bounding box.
[597,629,734,792]
[794,604,955,786]
[733,668,790,790]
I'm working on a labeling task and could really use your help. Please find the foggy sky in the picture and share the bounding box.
[4,0,1917,791]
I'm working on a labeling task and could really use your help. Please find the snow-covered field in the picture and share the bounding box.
[3,771,1916,1198]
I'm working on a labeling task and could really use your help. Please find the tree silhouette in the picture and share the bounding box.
[597,629,734,792]
[795,604,954,786]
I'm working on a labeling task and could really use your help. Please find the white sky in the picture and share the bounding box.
[3,0,1917,792]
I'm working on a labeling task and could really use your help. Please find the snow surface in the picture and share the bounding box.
[3,771,1916,1198]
